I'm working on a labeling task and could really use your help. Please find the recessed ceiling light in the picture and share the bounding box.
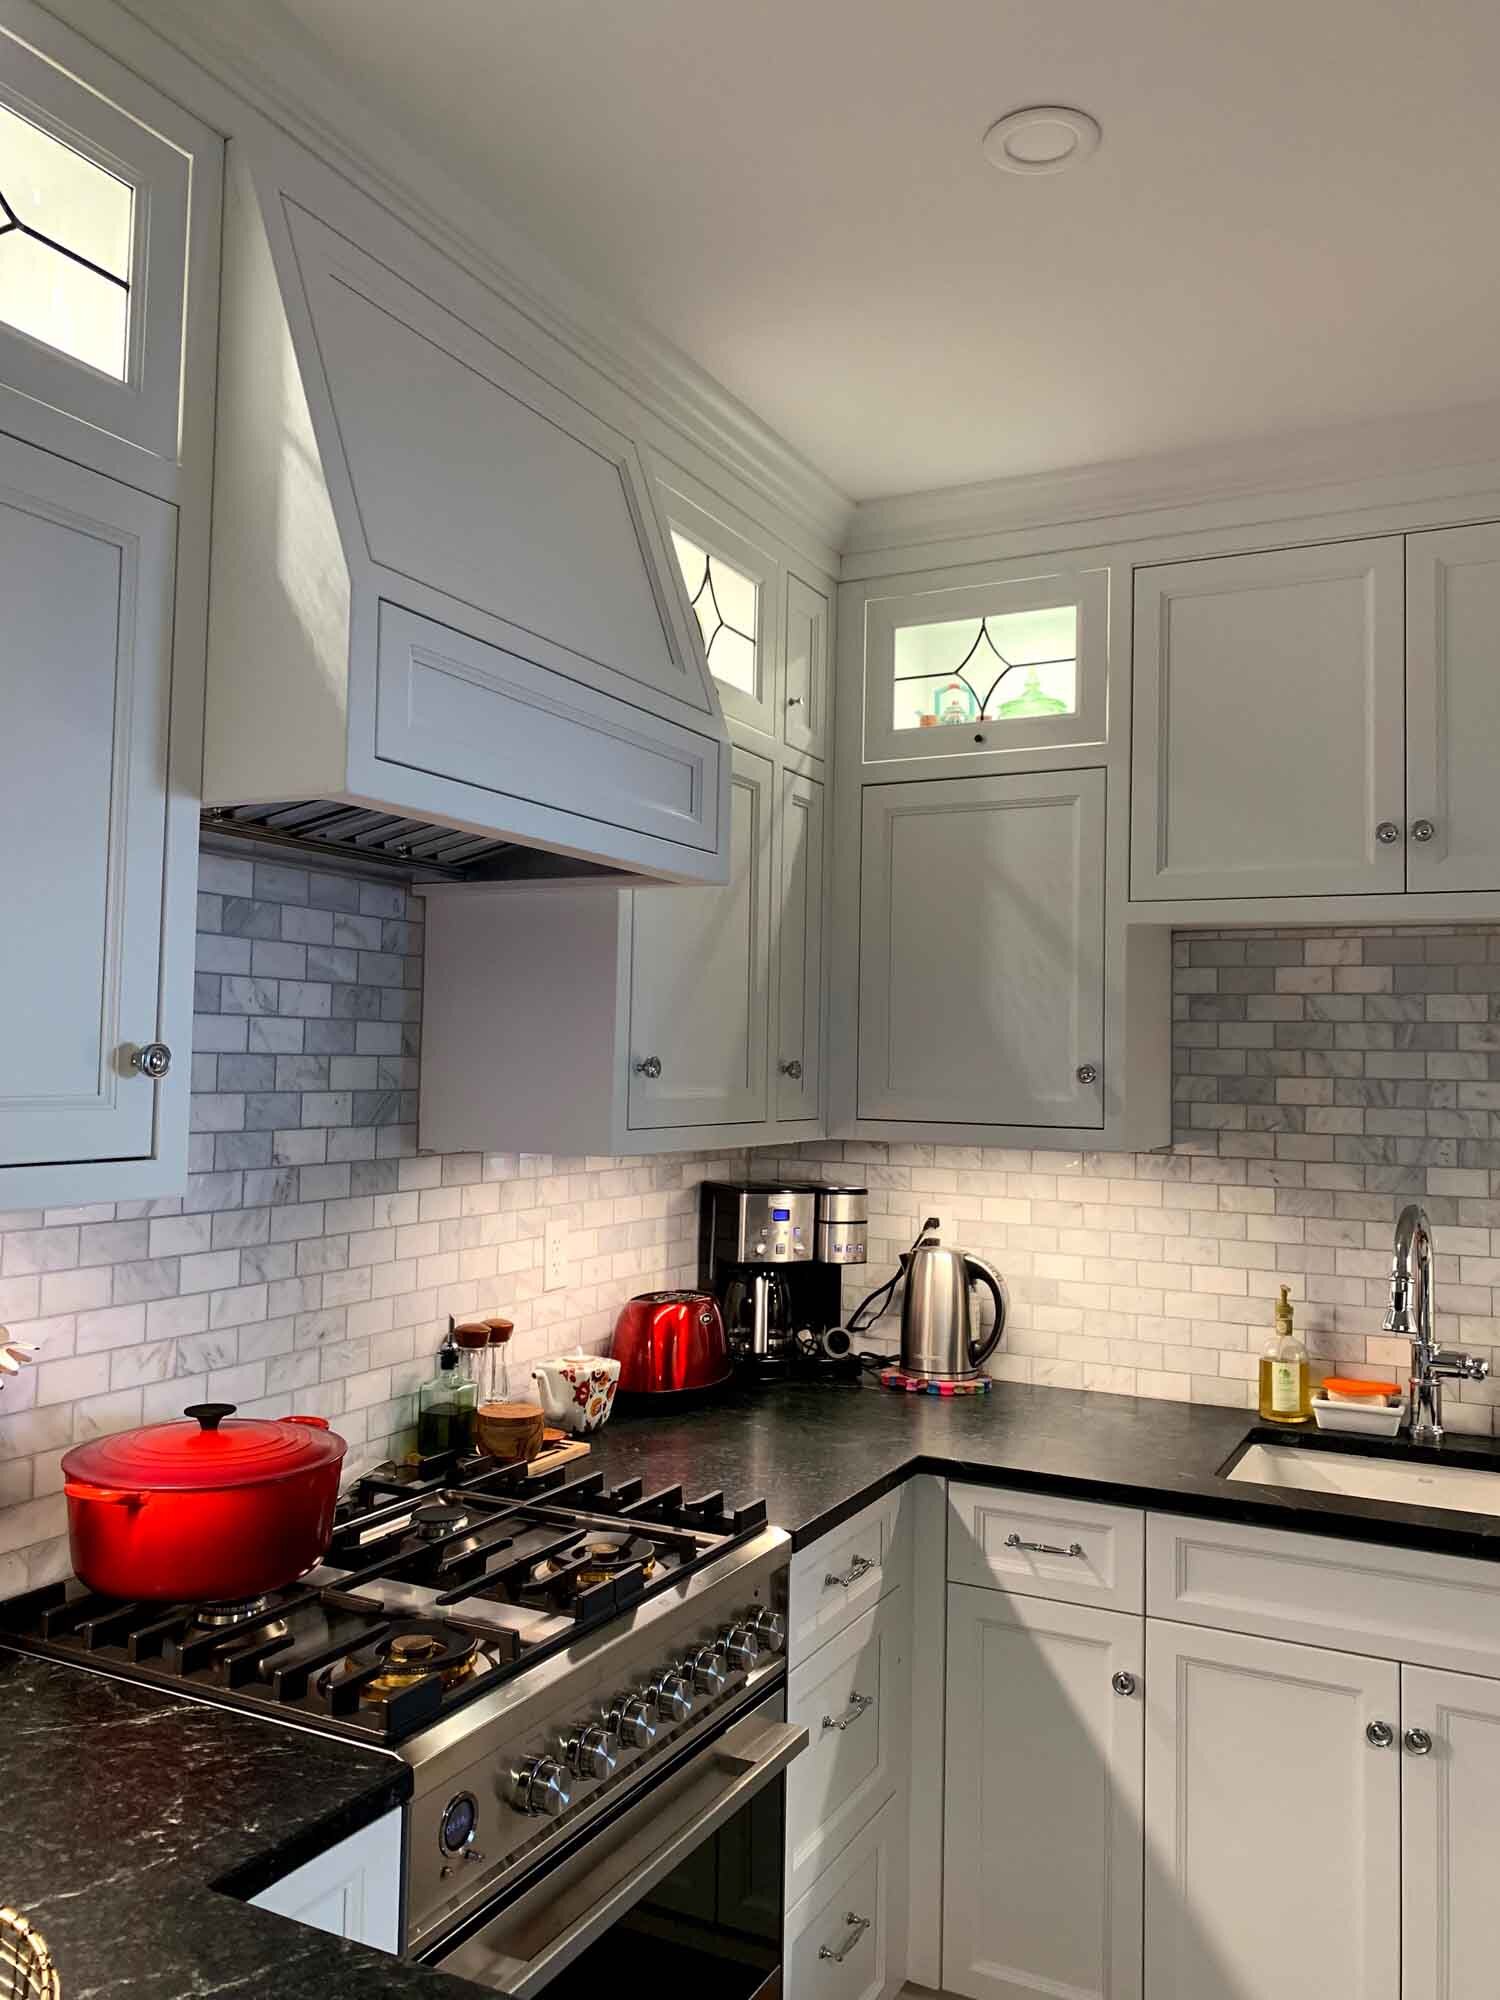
[981,105,1101,176]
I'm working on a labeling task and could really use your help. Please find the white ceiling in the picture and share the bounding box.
[216,0,1500,501]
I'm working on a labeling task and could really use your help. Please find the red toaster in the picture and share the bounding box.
[610,1290,732,1399]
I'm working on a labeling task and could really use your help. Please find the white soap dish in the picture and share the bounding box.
[1311,1393,1405,1437]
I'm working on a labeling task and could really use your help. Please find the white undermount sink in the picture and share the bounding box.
[1226,1442,1500,1517]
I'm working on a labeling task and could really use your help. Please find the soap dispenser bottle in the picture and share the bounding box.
[1258,1284,1311,1424]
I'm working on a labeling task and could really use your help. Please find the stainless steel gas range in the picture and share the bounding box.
[0,1452,802,1998]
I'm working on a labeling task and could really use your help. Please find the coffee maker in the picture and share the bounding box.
[698,1181,867,1378]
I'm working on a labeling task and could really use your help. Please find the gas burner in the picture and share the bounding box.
[411,1500,469,1542]
[345,1620,481,1700]
[190,1595,274,1628]
[533,1532,657,1591]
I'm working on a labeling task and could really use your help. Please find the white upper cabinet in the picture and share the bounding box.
[857,561,1109,769]
[1405,522,1500,894]
[773,770,825,1123]
[857,770,1106,1129]
[784,571,831,762]
[667,499,779,738]
[0,430,176,1171]
[1131,538,1407,901]
[0,11,191,464]
[205,143,730,885]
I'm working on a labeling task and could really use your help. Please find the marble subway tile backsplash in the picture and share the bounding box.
[767,927,1500,1424]
[0,848,741,1597]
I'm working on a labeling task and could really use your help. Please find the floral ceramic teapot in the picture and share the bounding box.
[532,1351,621,1433]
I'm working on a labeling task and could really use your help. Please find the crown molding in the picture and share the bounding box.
[108,0,852,560]
[845,398,1500,567]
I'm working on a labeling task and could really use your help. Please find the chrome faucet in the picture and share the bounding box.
[1383,1203,1488,1444]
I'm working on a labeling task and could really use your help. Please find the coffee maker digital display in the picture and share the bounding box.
[699,1181,867,1377]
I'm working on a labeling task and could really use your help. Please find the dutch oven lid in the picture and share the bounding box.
[61,1403,347,1492]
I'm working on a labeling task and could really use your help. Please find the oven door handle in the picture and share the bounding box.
[431,1711,808,1999]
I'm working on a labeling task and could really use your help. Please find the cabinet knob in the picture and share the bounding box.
[130,1042,173,1080]
[1411,818,1436,843]
[1366,1720,1394,1748]
[1111,1670,1137,1698]
[778,1058,803,1080]
[1404,1727,1434,1757]
[1376,821,1402,844]
[633,1055,662,1079]
[787,695,806,708]
[1076,1063,1098,1085]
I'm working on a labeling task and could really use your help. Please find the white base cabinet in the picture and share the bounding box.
[943,1587,1143,2000]
[786,1795,907,2000]
[1143,1620,1399,2000]
[249,1807,403,1954]
[1401,1665,1500,2000]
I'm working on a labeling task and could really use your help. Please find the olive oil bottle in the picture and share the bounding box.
[1258,1283,1312,1424]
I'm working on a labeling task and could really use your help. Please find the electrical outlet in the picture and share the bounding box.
[544,1219,569,1292]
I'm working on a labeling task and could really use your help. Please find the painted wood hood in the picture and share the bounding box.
[202,141,729,884]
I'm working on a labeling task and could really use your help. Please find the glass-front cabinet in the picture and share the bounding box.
[859,562,1109,765]
[667,497,781,737]
[0,21,190,459]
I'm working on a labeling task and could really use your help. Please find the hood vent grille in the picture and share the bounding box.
[202,802,619,882]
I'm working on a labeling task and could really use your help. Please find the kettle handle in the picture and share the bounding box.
[963,1255,1007,1371]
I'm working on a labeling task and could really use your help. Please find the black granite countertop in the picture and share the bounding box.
[0,1648,483,2000]
[586,1375,1500,1565]
[12,1376,1500,2000]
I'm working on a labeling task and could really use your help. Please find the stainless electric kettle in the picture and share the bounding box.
[898,1240,1007,1381]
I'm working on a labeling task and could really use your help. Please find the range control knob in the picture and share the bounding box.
[719,1625,761,1674]
[745,1608,786,1655]
[560,1721,618,1781]
[604,1693,658,1750]
[643,1669,694,1724]
[509,1755,571,1818]
[682,1646,728,1697]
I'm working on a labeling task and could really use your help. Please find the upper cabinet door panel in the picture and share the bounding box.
[0,25,190,459]
[0,432,174,1167]
[374,601,721,854]
[284,203,714,719]
[774,770,825,1124]
[1406,523,1500,894]
[862,563,1109,767]
[627,746,773,1128]
[858,770,1105,1128]
[663,494,780,738]
[1131,539,1406,900]
[784,572,830,760]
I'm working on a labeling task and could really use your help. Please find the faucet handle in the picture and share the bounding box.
[1434,1350,1489,1382]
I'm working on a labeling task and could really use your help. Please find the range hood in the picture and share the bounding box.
[202,142,729,885]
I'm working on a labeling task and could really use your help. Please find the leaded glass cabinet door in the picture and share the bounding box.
[667,496,781,739]
[0,22,189,457]
[861,564,1109,766]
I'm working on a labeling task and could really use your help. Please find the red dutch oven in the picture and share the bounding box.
[60,1402,347,1603]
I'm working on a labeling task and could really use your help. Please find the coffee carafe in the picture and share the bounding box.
[899,1240,1006,1381]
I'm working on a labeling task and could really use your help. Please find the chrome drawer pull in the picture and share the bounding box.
[1005,1533,1085,1559]
[821,1691,874,1733]
[819,1912,871,1964]
[825,1553,875,1590]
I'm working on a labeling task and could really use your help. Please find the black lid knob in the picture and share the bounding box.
[184,1402,236,1431]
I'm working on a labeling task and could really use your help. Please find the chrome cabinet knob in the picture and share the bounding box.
[1405,1727,1434,1756]
[787,694,806,707]
[682,1646,728,1697]
[1376,820,1402,844]
[1411,819,1436,842]
[604,1694,658,1749]
[778,1058,804,1080]
[1366,1720,1394,1748]
[1077,1063,1098,1085]
[560,1721,618,1780]
[509,1755,571,1817]
[1111,1670,1137,1698]
[643,1670,694,1724]
[633,1055,662,1079]
[745,1608,786,1654]
[719,1625,760,1674]
[130,1042,173,1080]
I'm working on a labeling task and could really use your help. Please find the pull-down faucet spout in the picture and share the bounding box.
[1384,1203,1487,1444]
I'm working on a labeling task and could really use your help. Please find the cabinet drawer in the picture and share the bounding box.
[787,1591,910,1907]
[785,1794,905,2000]
[948,1482,1145,1613]
[1148,1512,1500,1676]
[790,1489,909,1664]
